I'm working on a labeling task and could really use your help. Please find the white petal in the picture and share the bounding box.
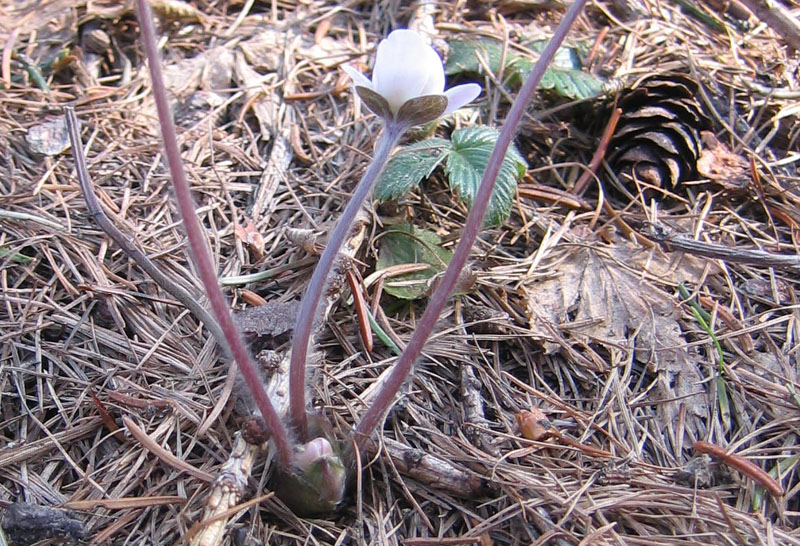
[341,64,373,90]
[443,83,482,115]
[372,30,435,111]
[418,43,446,96]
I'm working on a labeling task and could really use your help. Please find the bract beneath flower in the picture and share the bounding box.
[342,29,481,126]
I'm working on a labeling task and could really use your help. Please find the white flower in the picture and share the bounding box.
[342,29,481,124]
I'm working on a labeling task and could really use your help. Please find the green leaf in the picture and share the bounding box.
[375,138,450,202]
[446,38,605,100]
[444,126,526,227]
[516,57,605,100]
[376,224,452,300]
[445,39,506,76]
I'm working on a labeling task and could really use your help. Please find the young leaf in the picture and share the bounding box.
[0,248,33,264]
[374,138,450,201]
[445,126,526,226]
[376,224,452,300]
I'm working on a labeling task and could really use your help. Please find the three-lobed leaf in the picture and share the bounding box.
[445,127,526,227]
[375,126,527,227]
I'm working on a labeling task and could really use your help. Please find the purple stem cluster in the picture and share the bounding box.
[131,0,587,474]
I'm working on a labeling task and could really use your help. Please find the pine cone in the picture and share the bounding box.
[608,74,712,190]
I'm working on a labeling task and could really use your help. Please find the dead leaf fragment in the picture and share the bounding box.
[697,131,751,190]
[233,301,302,338]
[150,0,203,22]
[524,240,710,445]
[234,218,265,260]
[517,408,552,441]
[27,117,71,156]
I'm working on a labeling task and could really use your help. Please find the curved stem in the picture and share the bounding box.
[65,107,231,359]
[289,123,405,440]
[353,0,589,453]
[135,0,293,467]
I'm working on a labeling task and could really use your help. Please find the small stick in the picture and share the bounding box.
[737,0,800,51]
[345,268,373,352]
[642,222,800,270]
[572,107,621,196]
[693,440,784,497]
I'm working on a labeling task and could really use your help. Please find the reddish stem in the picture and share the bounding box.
[289,123,405,440]
[134,0,293,467]
[353,0,590,452]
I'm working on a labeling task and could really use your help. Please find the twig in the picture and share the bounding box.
[642,222,800,269]
[572,107,621,196]
[188,433,264,546]
[0,208,67,232]
[737,0,800,51]
[376,438,486,498]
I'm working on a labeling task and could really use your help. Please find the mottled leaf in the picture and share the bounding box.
[376,224,452,300]
[519,57,605,100]
[446,39,507,76]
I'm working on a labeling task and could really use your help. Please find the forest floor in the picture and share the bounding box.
[1,0,799,544]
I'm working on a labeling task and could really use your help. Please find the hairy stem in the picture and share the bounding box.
[353,0,589,452]
[64,107,231,359]
[289,123,405,440]
[134,0,293,467]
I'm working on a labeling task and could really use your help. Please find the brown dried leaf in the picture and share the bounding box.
[201,46,234,92]
[234,217,265,260]
[233,301,301,338]
[233,50,278,141]
[516,408,552,441]
[297,34,353,69]
[149,0,203,22]
[27,117,71,156]
[524,240,710,442]
[238,30,285,72]
[697,131,751,190]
